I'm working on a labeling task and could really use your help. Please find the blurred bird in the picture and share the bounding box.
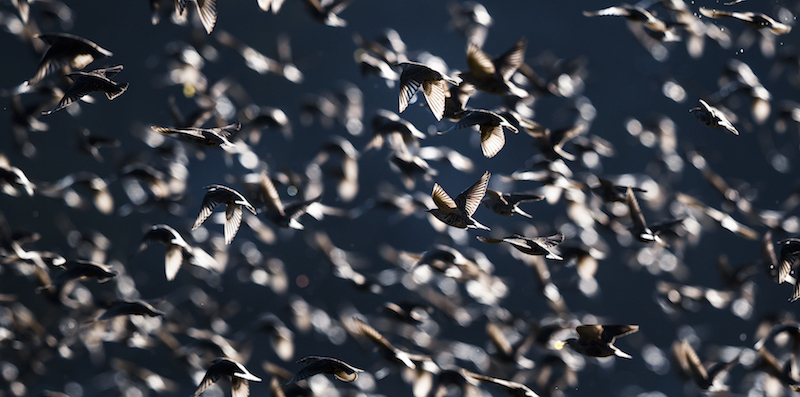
[672,339,741,390]
[27,32,113,85]
[257,171,321,230]
[440,109,518,158]
[777,238,800,301]
[463,369,540,397]
[136,224,220,281]
[626,186,664,244]
[182,0,217,34]
[477,232,564,260]
[38,259,117,291]
[460,37,528,98]
[75,127,120,162]
[447,1,492,47]
[300,0,353,27]
[699,8,791,35]
[482,189,543,218]
[194,357,262,397]
[192,184,256,245]
[557,324,639,359]
[151,122,241,150]
[583,4,669,33]
[428,171,491,230]
[397,61,461,121]
[42,65,128,115]
[94,300,165,321]
[287,356,364,384]
[690,99,739,135]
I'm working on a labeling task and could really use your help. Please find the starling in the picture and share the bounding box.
[477,232,564,260]
[672,339,740,390]
[287,356,364,384]
[462,369,540,397]
[428,171,491,230]
[440,109,518,158]
[777,238,800,301]
[95,300,165,321]
[150,123,241,150]
[192,184,256,245]
[194,357,262,397]
[583,4,669,32]
[481,189,544,218]
[137,224,220,281]
[258,171,321,230]
[689,99,739,135]
[42,65,128,115]
[28,33,113,85]
[557,324,639,359]
[699,8,791,35]
[626,186,663,244]
[182,0,217,34]
[460,37,528,98]
[397,61,460,121]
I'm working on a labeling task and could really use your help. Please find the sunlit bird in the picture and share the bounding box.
[428,171,491,230]
[193,184,256,245]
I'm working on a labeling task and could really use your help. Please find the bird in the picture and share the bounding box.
[300,0,353,27]
[37,259,117,291]
[257,171,321,230]
[776,238,800,301]
[462,369,540,397]
[460,37,528,98]
[428,171,491,230]
[689,99,739,135]
[42,65,128,115]
[477,232,564,260]
[583,4,669,33]
[193,357,262,397]
[286,356,364,384]
[397,61,460,121]
[150,123,241,150]
[698,8,791,36]
[192,184,257,245]
[27,32,113,85]
[672,339,741,390]
[439,109,518,158]
[626,186,664,244]
[557,324,639,359]
[182,0,217,34]
[481,189,544,218]
[136,224,220,281]
[94,300,165,321]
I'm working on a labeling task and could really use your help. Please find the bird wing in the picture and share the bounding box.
[431,183,457,211]
[224,204,244,245]
[422,79,447,121]
[479,124,505,158]
[456,171,490,217]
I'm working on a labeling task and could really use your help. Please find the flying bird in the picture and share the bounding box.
[397,61,461,121]
[42,65,128,115]
[477,232,564,260]
[287,356,364,384]
[428,171,491,230]
[556,324,639,359]
[439,109,518,158]
[194,357,262,397]
[136,224,220,281]
[481,189,543,218]
[28,33,113,85]
[192,184,256,244]
[150,123,241,150]
[689,99,739,135]
[460,37,528,98]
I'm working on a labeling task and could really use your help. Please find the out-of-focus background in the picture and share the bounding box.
[1,0,800,396]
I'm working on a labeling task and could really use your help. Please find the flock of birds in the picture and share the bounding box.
[2,0,800,396]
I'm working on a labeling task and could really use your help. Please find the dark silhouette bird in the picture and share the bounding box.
[477,232,564,260]
[194,357,262,397]
[689,99,739,135]
[287,356,364,384]
[397,61,460,121]
[672,339,741,390]
[699,8,791,35]
[38,259,117,291]
[428,171,491,230]
[557,324,639,359]
[777,238,800,301]
[136,224,220,281]
[583,4,669,33]
[626,186,663,244]
[75,127,120,162]
[42,65,128,115]
[481,189,543,218]
[192,184,256,244]
[460,37,528,98]
[439,109,518,158]
[28,33,113,85]
[94,300,165,321]
[300,0,353,27]
[257,171,321,230]
[463,369,540,397]
[150,123,241,150]
[590,177,646,203]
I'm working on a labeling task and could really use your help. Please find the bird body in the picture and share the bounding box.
[690,99,739,135]
[397,61,460,121]
[482,189,543,218]
[558,324,639,359]
[42,65,128,115]
[194,357,261,397]
[287,356,363,384]
[193,184,256,244]
[440,109,518,158]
